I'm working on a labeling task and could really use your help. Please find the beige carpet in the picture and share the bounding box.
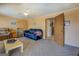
[0,37,79,56]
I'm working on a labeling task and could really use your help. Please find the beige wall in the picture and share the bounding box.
[16,18,28,30]
[0,15,16,29]
[64,7,79,47]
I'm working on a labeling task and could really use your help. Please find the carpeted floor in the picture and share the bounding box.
[0,37,79,56]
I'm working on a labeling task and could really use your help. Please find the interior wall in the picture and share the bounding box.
[64,8,79,47]
[27,19,35,29]
[0,15,16,29]
[16,18,28,30]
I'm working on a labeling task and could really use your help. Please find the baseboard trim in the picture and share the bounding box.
[65,44,79,48]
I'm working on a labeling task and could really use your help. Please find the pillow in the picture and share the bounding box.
[34,31,42,36]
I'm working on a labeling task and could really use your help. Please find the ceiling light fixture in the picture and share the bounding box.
[24,12,28,16]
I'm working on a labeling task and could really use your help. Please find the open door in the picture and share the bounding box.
[54,13,64,46]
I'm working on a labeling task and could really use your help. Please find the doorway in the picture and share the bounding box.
[45,13,64,46]
[46,18,55,40]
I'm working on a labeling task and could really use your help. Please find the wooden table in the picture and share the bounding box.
[3,38,23,55]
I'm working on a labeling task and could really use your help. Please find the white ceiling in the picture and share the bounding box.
[0,3,79,19]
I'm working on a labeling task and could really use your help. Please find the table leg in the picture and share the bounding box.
[21,45,23,53]
[5,50,8,55]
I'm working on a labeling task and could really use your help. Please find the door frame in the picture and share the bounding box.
[45,13,65,46]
